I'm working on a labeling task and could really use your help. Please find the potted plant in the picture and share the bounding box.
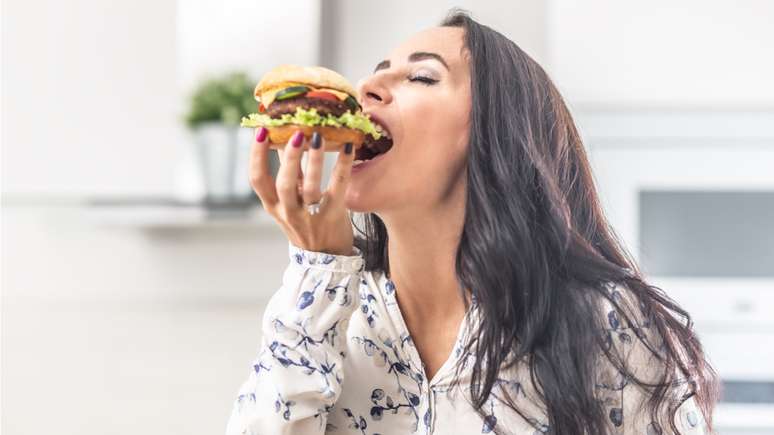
[184,71,273,205]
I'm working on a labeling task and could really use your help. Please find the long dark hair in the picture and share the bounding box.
[351,8,719,435]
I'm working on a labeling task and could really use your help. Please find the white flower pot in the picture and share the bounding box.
[190,122,278,205]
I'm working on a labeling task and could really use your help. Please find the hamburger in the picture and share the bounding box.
[240,64,393,162]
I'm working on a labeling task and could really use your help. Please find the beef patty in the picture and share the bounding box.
[267,96,349,118]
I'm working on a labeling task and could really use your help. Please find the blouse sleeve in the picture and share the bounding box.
[225,241,365,435]
[594,283,709,435]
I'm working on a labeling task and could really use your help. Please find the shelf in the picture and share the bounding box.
[81,196,276,229]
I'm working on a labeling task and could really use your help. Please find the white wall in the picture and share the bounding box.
[177,0,321,94]
[548,0,774,108]
[1,0,182,196]
[322,0,548,85]
[1,0,322,198]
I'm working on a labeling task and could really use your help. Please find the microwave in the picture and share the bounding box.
[576,108,774,434]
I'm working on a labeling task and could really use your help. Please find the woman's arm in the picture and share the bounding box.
[595,283,709,435]
[225,241,365,435]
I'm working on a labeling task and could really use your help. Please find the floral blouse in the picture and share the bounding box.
[225,241,708,435]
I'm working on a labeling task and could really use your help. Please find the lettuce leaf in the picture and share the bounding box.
[240,107,382,139]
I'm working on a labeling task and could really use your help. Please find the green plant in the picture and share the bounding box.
[184,71,256,129]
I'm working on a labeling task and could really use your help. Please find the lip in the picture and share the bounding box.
[351,145,389,174]
[352,111,393,174]
[364,111,392,139]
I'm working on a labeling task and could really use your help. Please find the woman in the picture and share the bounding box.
[226,9,719,435]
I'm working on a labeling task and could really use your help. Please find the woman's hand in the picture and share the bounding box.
[248,126,356,256]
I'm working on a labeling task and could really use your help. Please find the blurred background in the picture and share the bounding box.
[2,0,773,434]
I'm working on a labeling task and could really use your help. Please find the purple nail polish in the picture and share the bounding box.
[256,127,268,142]
[292,131,303,147]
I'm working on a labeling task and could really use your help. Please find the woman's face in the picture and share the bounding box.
[344,26,471,215]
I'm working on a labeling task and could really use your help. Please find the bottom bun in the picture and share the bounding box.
[266,125,365,151]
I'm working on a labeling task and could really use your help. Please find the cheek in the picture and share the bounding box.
[391,103,469,196]
[400,97,469,165]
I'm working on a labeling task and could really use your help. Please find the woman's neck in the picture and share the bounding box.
[379,185,469,324]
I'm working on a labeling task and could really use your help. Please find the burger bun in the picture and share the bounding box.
[264,125,365,151]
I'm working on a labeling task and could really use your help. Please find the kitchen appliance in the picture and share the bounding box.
[577,109,774,434]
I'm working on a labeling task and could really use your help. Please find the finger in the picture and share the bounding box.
[275,130,306,210]
[248,127,279,209]
[302,131,325,206]
[276,142,303,182]
[325,141,355,204]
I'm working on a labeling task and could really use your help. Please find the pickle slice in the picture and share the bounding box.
[275,85,310,101]
[345,95,360,111]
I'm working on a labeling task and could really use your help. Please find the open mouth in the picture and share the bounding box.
[355,117,393,163]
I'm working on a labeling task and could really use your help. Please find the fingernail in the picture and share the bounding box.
[291,131,303,147]
[344,142,353,154]
[311,131,322,149]
[255,127,268,142]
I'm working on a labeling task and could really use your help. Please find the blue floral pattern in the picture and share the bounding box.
[225,242,707,434]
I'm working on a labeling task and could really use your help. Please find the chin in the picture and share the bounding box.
[344,189,373,213]
[344,186,376,213]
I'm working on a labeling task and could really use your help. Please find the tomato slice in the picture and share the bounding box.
[306,90,340,102]
[258,103,266,113]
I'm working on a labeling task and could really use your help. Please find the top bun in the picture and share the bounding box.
[254,64,358,99]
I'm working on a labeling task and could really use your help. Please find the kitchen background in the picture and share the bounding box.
[2,0,773,434]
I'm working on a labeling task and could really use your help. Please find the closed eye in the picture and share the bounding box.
[408,75,438,85]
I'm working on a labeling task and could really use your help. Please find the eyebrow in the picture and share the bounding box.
[373,51,450,73]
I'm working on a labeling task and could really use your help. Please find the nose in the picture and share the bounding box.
[356,75,392,108]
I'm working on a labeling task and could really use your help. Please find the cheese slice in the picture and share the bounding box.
[316,88,350,101]
[257,83,352,108]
